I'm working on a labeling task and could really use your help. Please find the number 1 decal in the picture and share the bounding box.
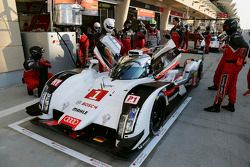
[85,89,108,101]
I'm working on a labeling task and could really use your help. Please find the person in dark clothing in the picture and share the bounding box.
[23,46,53,96]
[204,19,249,112]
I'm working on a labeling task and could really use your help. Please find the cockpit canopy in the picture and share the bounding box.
[110,55,151,80]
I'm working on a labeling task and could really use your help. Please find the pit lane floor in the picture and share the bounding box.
[0,52,250,167]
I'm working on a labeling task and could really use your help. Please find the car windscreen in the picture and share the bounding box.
[110,60,148,80]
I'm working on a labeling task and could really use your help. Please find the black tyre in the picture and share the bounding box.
[150,93,166,135]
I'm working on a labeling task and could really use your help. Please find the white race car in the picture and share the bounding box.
[209,35,220,52]
[26,35,203,152]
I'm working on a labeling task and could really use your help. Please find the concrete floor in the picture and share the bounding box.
[0,51,250,167]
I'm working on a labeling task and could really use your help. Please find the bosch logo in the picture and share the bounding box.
[63,116,80,125]
[72,107,88,114]
[82,102,98,109]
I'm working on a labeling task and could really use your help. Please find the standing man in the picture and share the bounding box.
[204,19,249,112]
[182,24,190,50]
[170,17,184,48]
[203,26,212,54]
[119,20,134,55]
[135,21,147,49]
[193,27,200,49]
[146,19,161,48]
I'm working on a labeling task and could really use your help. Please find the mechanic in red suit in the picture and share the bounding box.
[78,32,90,67]
[23,46,53,96]
[135,21,147,49]
[118,20,134,55]
[203,26,212,54]
[193,27,200,49]
[204,19,249,112]
[182,24,190,50]
[170,17,184,49]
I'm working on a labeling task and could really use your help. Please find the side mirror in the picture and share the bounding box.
[89,59,99,69]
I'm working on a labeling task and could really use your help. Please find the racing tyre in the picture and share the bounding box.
[150,93,166,135]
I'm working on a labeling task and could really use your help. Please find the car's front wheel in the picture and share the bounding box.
[150,92,166,135]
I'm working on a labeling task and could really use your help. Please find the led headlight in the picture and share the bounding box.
[117,107,140,138]
[124,107,139,134]
[118,114,127,139]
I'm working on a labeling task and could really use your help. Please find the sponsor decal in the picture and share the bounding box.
[72,107,88,114]
[51,78,62,87]
[102,114,111,124]
[59,115,81,129]
[85,89,108,101]
[62,102,70,110]
[82,102,98,109]
[125,95,140,105]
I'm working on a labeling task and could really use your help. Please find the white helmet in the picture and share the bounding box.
[103,18,115,33]
[93,22,101,33]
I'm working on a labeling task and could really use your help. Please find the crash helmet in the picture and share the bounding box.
[29,46,44,60]
[149,19,157,29]
[103,18,115,33]
[93,22,101,33]
[223,19,238,35]
[124,19,132,29]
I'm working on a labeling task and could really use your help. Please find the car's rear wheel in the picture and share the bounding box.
[150,93,166,135]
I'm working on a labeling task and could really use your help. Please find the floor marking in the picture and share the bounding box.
[0,98,39,119]
[8,117,112,167]
[129,97,192,167]
[8,97,192,167]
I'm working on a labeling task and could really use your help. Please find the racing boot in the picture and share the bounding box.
[208,85,218,90]
[204,103,220,113]
[221,103,235,112]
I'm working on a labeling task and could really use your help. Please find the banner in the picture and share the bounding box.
[81,0,98,16]
[217,12,229,18]
[137,9,155,21]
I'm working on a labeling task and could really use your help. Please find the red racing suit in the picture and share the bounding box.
[78,34,89,66]
[203,31,212,53]
[23,58,53,95]
[214,32,249,104]
[135,27,146,49]
[183,30,190,50]
[193,31,198,49]
[119,29,134,55]
[170,25,184,49]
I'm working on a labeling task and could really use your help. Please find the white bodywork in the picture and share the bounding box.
[38,38,203,151]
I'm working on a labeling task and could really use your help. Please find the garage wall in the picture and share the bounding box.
[0,0,24,73]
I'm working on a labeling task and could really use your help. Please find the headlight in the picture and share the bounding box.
[117,107,140,139]
[124,107,139,134]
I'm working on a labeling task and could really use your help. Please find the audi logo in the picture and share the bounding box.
[62,116,80,125]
